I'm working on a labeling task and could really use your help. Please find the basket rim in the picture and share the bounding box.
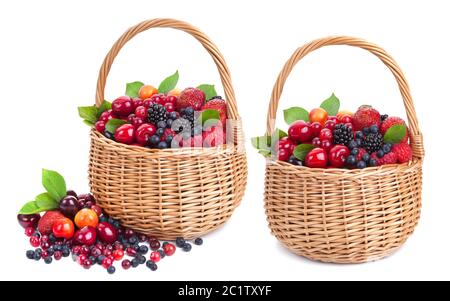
[266,158,422,175]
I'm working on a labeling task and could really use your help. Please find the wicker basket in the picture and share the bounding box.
[264,36,424,263]
[88,19,247,240]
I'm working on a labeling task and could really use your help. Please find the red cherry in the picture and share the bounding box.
[321,139,332,151]
[310,122,323,137]
[312,137,322,148]
[339,115,353,124]
[327,116,338,123]
[52,218,75,239]
[164,102,175,112]
[127,114,145,129]
[329,145,350,168]
[324,120,336,131]
[112,96,134,117]
[90,205,102,216]
[97,222,118,244]
[126,247,137,257]
[288,120,312,143]
[99,111,112,122]
[135,106,148,119]
[276,137,295,161]
[319,128,332,141]
[305,148,328,168]
[166,95,177,104]
[114,124,135,144]
[95,121,106,134]
[132,97,143,108]
[136,123,157,145]
[17,214,40,229]
[143,98,155,108]
[25,227,35,237]
[77,254,87,265]
[30,236,40,247]
[150,251,161,263]
[163,243,176,256]
[113,249,124,261]
[102,257,113,268]
[74,226,97,246]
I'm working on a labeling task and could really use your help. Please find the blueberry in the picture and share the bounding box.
[370,125,379,133]
[128,236,137,244]
[355,139,362,147]
[377,149,385,158]
[156,128,164,136]
[348,140,358,150]
[32,232,41,238]
[97,255,106,265]
[157,249,166,258]
[34,252,42,261]
[62,249,70,257]
[351,148,359,156]
[146,260,158,271]
[138,245,149,255]
[47,247,54,256]
[165,135,173,144]
[113,221,120,228]
[194,238,203,246]
[346,155,357,166]
[157,121,167,129]
[356,161,367,169]
[169,112,178,120]
[175,237,185,248]
[149,135,160,145]
[44,257,52,264]
[26,250,35,259]
[104,131,115,140]
[49,234,57,243]
[363,127,370,135]
[166,119,173,128]
[362,153,370,162]
[131,258,139,268]
[54,245,62,252]
[107,266,116,274]
[382,144,391,153]
[137,255,146,264]
[99,216,108,223]
[35,248,42,256]
[182,243,192,252]
[369,158,378,167]
[158,141,168,149]
[185,107,194,115]
[287,155,299,165]
[355,131,364,139]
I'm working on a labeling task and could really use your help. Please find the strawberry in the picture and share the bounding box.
[38,211,65,234]
[352,105,381,131]
[392,143,413,163]
[381,116,409,143]
[202,126,224,147]
[201,98,227,128]
[178,87,205,110]
[370,151,397,166]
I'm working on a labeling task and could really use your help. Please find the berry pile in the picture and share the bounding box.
[79,72,227,148]
[253,94,413,169]
[18,170,203,274]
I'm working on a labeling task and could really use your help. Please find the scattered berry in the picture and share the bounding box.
[194,238,203,246]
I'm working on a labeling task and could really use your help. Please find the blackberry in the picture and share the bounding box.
[333,124,353,146]
[208,95,222,101]
[172,118,192,134]
[362,132,383,153]
[180,106,199,135]
[148,104,167,125]
[381,114,389,122]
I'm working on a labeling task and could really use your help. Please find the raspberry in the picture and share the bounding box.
[392,143,413,163]
[371,151,397,165]
[381,116,409,143]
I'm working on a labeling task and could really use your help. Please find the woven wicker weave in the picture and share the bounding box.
[88,19,247,240]
[264,36,424,263]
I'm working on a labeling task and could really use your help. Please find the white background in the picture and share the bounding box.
[0,0,448,281]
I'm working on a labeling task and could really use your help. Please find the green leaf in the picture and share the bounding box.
[83,120,94,127]
[258,149,271,157]
[251,136,271,151]
[384,124,407,144]
[42,169,67,202]
[158,71,179,94]
[35,192,58,210]
[125,81,144,98]
[199,109,220,126]
[18,201,42,214]
[283,107,309,125]
[197,84,217,101]
[272,128,287,144]
[98,101,112,115]
[293,144,315,161]
[78,106,99,123]
[320,93,340,116]
[105,119,127,134]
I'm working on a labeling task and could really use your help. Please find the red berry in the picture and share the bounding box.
[25,227,35,237]
[310,122,323,137]
[327,116,338,123]
[288,120,312,143]
[30,236,40,247]
[121,259,131,270]
[135,106,148,119]
[164,102,175,112]
[17,214,40,229]
[77,254,87,265]
[114,124,135,145]
[149,240,160,251]
[95,121,106,133]
[136,123,157,146]
[99,111,112,122]
[53,251,62,260]
[103,249,112,257]
[328,145,350,168]
[150,251,161,263]
[321,139,332,151]
[163,243,176,256]
[143,98,155,108]
[150,94,167,106]
[132,97,143,108]
[113,249,124,261]
[276,137,295,159]
[312,137,322,148]
[127,114,145,129]
[97,222,118,244]
[83,259,92,269]
[324,120,336,131]
[102,257,113,268]
[305,148,328,168]
[166,95,177,104]
[319,128,332,141]
[112,96,134,117]
[126,247,137,257]
[339,115,352,124]
[90,205,102,216]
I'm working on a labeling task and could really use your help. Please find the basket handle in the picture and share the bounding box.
[266,36,424,159]
[95,18,239,120]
